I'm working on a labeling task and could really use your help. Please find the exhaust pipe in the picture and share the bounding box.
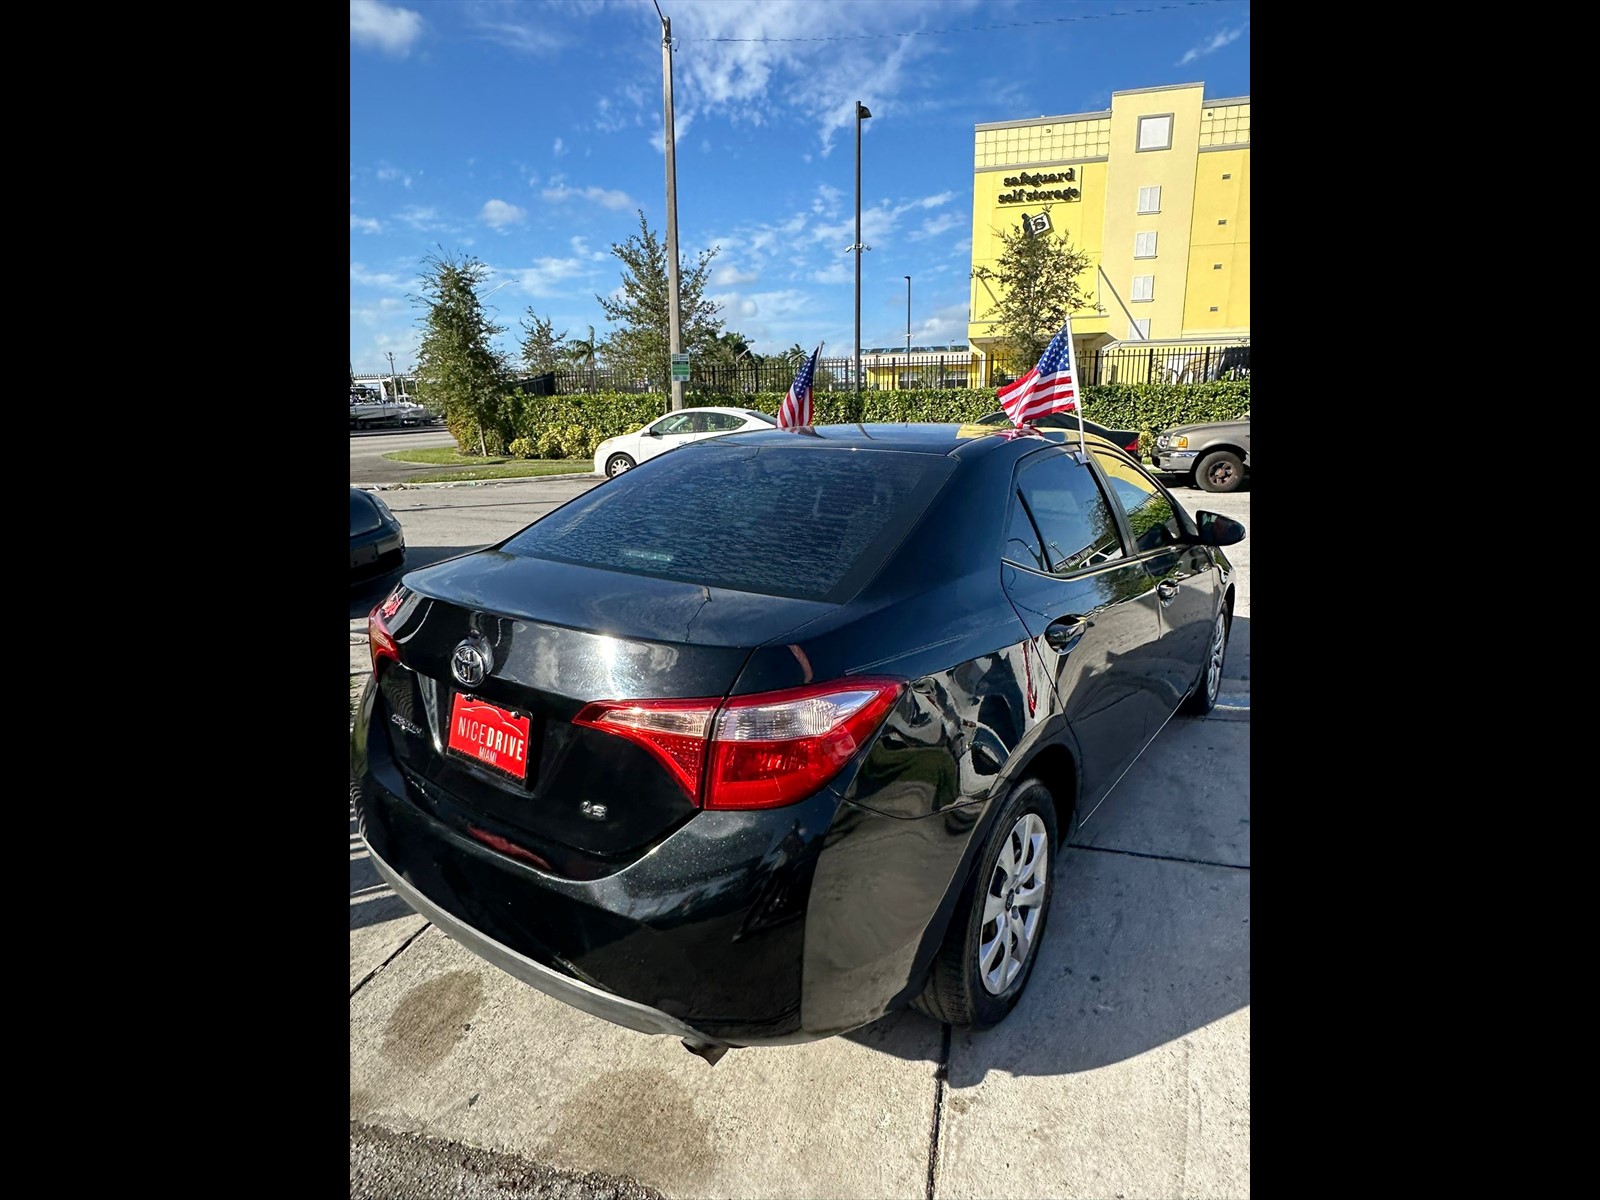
[681,1039,730,1066]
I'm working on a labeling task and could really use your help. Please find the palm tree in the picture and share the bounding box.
[567,325,599,391]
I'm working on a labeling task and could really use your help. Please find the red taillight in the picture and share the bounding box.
[573,678,904,811]
[572,697,718,797]
[368,585,408,678]
[1124,438,1140,454]
[368,610,399,679]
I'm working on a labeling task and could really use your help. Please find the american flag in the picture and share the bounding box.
[779,344,821,429]
[996,320,1079,426]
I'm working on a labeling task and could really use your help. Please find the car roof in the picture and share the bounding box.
[706,421,1124,460]
[667,406,770,416]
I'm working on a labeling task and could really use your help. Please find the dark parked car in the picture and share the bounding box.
[974,409,1142,457]
[1150,417,1250,493]
[351,424,1242,1060]
[350,487,405,581]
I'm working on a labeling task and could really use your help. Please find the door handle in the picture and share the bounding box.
[1156,580,1179,606]
[1044,617,1090,654]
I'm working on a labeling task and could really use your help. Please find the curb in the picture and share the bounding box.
[358,470,601,489]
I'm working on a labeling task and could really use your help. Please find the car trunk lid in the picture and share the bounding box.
[372,551,832,869]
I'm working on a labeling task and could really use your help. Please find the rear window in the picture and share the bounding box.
[502,442,955,602]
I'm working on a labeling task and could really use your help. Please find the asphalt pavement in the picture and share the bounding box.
[349,453,1250,1199]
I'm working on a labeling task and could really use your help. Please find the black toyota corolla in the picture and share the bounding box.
[351,423,1243,1060]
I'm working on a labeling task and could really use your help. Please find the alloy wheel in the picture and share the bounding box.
[978,812,1049,995]
[1205,610,1226,704]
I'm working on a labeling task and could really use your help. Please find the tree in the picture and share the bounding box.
[518,311,567,377]
[596,210,724,395]
[700,329,754,366]
[971,206,1094,365]
[412,249,512,456]
[565,325,600,390]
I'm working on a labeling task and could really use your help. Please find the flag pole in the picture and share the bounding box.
[1061,315,1086,450]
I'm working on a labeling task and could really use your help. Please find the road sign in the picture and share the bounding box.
[671,353,690,381]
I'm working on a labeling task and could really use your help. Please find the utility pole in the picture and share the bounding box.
[904,275,911,354]
[656,1,684,410]
[854,101,871,416]
[386,351,398,402]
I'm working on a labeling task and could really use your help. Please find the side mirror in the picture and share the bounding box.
[1195,511,1246,546]
[646,428,662,437]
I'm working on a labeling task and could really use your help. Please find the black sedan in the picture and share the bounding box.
[973,409,1143,457]
[351,424,1242,1060]
[350,487,405,582]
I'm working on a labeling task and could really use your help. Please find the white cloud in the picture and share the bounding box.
[376,164,414,188]
[397,205,450,232]
[512,257,592,296]
[908,212,962,241]
[464,4,566,54]
[351,263,411,290]
[713,265,759,286]
[350,0,423,58]
[569,236,607,261]
[809,261,853,286]
[541,182,634,210]
[1180,23,1249,65]
[662,0,944,157]
[350,214,382,234]
[481,199,528,228]
[553,137,565,157]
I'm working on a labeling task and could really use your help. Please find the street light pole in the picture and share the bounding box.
[854,101,871,415]
[904,276,911,355]
[386,351,398,403]
[656,1,684,411]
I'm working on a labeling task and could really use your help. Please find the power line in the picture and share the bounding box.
[696,1,1239,43]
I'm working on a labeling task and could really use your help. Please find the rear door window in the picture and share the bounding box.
[503,443,956,602]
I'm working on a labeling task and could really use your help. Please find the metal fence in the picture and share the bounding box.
[526,341,1249,396]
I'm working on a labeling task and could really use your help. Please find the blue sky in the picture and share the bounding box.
[350,0,1250,375]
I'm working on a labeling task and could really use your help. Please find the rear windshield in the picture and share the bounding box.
[502,441,956,602]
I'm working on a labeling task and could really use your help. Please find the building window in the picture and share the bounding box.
[1131,275,1154,303]
[1217,219,1228,225]
[1213,263,1223,270]
[1134,231,1158,259]
[1209,306,1219,312]
[1129,319,1151,340]
[1137,186,1161,214]
[1137,114,1173,152]
[1222,173,1232,179]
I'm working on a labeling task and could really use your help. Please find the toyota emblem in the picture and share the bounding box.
[450,635,492,688]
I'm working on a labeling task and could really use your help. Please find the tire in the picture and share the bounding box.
[1195,449,1245,493]
[1181,604,1230,715]
[913,778,1059,1028]
[605,453,636,478]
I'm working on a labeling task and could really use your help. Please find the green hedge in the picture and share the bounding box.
[451,381,1250,458]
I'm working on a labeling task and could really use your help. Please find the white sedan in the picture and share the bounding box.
[592,406,777,478]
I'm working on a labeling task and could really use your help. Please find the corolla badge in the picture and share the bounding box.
[450,634,493,688]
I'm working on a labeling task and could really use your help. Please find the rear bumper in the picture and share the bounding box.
[352,691,844,1046]
[364,838,710,1044]
[350,525,405,577]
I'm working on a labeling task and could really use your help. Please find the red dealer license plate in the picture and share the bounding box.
[446,693,532,782]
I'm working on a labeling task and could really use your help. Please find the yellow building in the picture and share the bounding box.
[968,81,1249,379]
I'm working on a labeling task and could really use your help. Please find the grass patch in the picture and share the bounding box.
[402,461,592,483]
[383,447,515,465]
